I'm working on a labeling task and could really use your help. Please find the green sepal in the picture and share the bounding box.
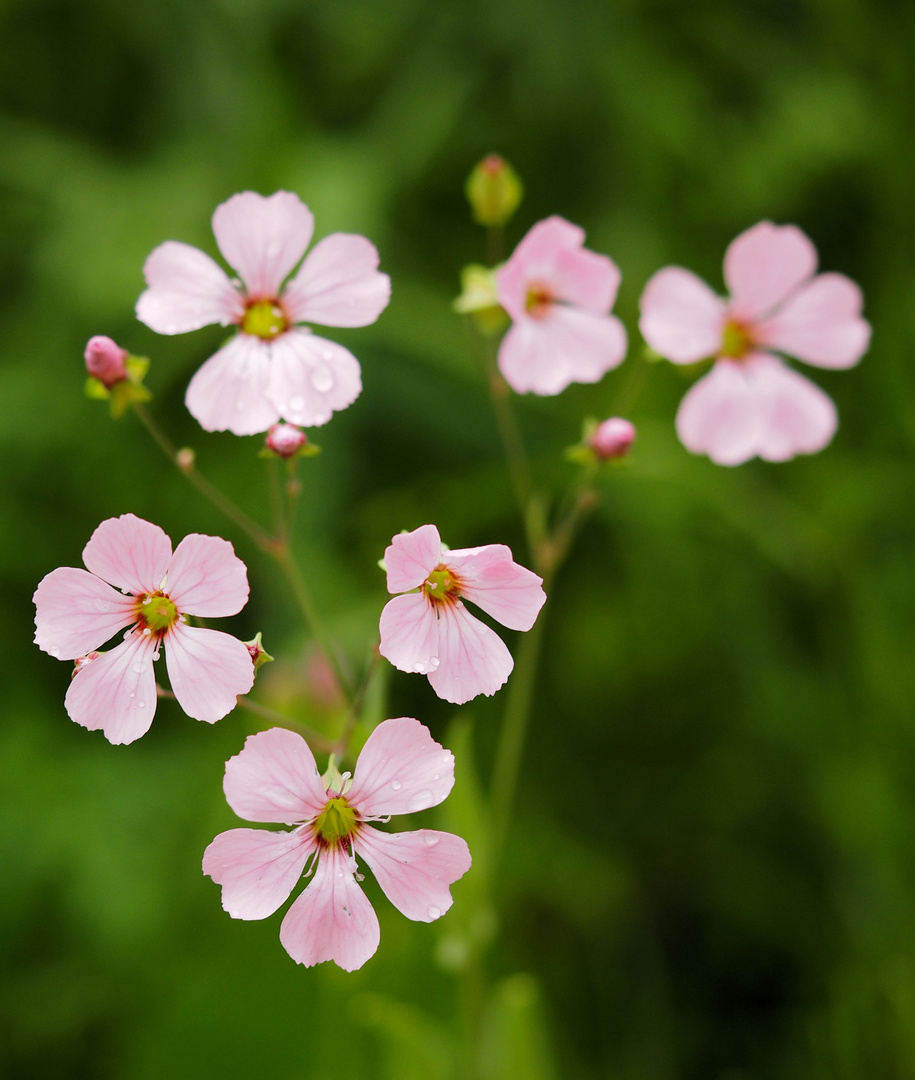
[453,264,509,336]
[109,379,152,418]
[243,632,275,674]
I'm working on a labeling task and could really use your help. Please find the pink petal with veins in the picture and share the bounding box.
[82,514,172,594]
[166,534,249,618]
[136,240,243,334]
[65,633,158,745]
[203,827,314,920]
[266,330,361,428]
[448,544,546,631]
[384,524,441,593]
[164,623,253,723]
[426,603,514,704]
[283,233,391,328]
[33,567,135,659]
[223,727,328,824]
[378,593,440,676]
[184,333,280,436]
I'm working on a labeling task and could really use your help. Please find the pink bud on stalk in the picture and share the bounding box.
[265,423,308,458]
[590,418,636,460]
[84,336,128,388]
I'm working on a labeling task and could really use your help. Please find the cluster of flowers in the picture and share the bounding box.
[34,182,870,971]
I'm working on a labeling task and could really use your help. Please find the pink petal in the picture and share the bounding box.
[384,524,442,593]
[355,826,471,922]
[497,307,627,396]
[33,567,135,660]
[202,826,314,920]
[756,272,871,370]
[265,330,362,428]
[426,604,514,704]
[675,360,762,466]
[447,545,546,631]
[347,717,455,818]
[166,534,249,617]
[552,243,621,313]
[723,222,817,321]
[279,847,380,971]
[164,624,254,723]
[135,241,243,334]
[184,333,280,436]
[378,594,440,676]
[496,216,586,321]
[746,354,837,461]
[82,514,172,594]
[282,233,391,328]
[212,191,314,299]
[64,633,158,745]
[222,727,328,824]
[638,267,727,363]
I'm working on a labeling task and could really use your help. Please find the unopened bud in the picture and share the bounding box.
[465,155,523,228]
[590,418,636,460]
[265,423,308,458]
[244,632,275,673]
[84,336,128,388]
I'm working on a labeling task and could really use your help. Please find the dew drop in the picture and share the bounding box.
[424,834,439,846]
[427,905,442,919]
[429,657,440,669]
[337,870,344,878]
[409,789,433,811]
[49,646,61,658]
[132,661,147,674]
[391,780,402,791]
[310,365,333,392]
[93,599,111,613]
[142,627,152,636]
[289,395,305,412]
[138,700,146,709]
[129,691,136,699]
[432,774,440,781]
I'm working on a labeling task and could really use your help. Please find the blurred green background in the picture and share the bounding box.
[2,0,914,1077]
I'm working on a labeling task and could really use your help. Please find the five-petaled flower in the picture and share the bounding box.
[202,718,472,971]
[136,190,390,436]
[378,524,546,704]
[33,514,254,745]
[494,216,627,395]
[639,221,871,465]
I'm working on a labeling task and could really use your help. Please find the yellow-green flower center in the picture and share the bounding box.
[423,565,460,605]
[720,319,754,359]
[525,284,553,318]
[136,592,179,633]
[313,797,359,848]
[242,300,288,340]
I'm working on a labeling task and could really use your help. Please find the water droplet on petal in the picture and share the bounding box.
[424,834,439,846]
[409,789,433,811]
[337,870,344,878]
[289,395,305,412]
[93,599,111,613]
[49,646,61,658]
[138,700,146,709]
[132,661,147,674]
[427,905,442,919]
[310,365,333,392]
[129,691,136,699]
[391,780,402,791]
[429,657,440,669]
[432,774,440,781]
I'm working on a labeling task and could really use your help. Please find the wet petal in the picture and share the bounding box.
[33,567,134,660]
[378,593,440,676]
[348,717,455,818]
[212,191,314,299]
[164,624,254,723]
[283,233,391,328]
[724,221,817,321]
[166,534,249,617]
[64,633,158,745]
[426,604,514,704]
[384,524,441,593]
[266,330,361,428]
[185,333,280,436]
[447,545,545,631]
[638,267,726,363]
[356,827,471,922]
[136,241,243,334]
[222,727,328,824]
[279,847,380,971]
[202,826,314,920]
[82,513,172,594]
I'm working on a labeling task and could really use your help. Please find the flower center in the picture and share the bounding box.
[136,592,179,634]
[525,283,554,318]
[720,318,754,360]
[313,797,359,848]
[423,565,461,606]
[242,300,288,340]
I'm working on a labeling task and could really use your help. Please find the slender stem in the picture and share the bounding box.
[332,645,381,759]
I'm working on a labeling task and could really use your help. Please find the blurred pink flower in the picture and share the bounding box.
[33,513,254,744]
[136,191,390,436]
[590,417,636,460]
[494,216,627,395]
[203,718,471,972]
[84,335,128,388]
[378,524,546,704]
[639,221,871,465]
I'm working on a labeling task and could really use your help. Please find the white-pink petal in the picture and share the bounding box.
[723,222,817,321]
[384,524,441,593]
[64,633,158,745]
[756,272,871,370]
[348,717,456,819]
[82,514,172,595]
[426,604,514,704]
[164,623,253,723]
[265,330,362,428]
[33,567,135,660]
[223,727,328,824]
[495,216,586,321]
[378,593,440,676]
[355,826,471,922]
[279,847,380,971]
[166,534,249,618]
[283,233,391,328]
[212,191,314,300]
[448,545,545,631]
[551,241,621,313]
[675,360,762,466]
[638,267,727,363]
[746,354,838,461]
[136,240,244,335]
[184,333,280,436]
[202,827,314,920]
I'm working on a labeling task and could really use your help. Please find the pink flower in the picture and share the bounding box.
[378,524,546,704]
[84,335,128,388]
[136,191,390,436]
[202,718,472,971]
[33,513,254,745]
[639,221,871,465]
[494,216,627,395]
[590,417,636,460]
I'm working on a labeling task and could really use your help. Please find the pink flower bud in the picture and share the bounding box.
[465,154,523,227]
[84,336,128,388]
[265,423,307,458]
[590,417,636,460]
